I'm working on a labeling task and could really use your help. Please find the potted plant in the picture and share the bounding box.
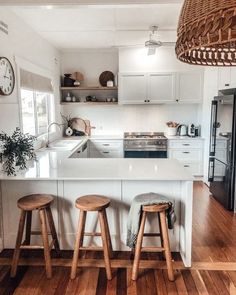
[0,128,36,176]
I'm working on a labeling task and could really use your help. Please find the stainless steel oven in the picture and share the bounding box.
[124,132,167,158]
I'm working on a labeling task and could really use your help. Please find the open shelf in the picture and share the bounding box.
[61,101,118,105]
[60,86,118,91]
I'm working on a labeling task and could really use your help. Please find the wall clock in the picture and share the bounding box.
[0,57,15,96]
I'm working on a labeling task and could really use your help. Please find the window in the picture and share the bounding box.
[19,69,54,137]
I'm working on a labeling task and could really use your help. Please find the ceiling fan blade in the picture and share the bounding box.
[162,41,176,46]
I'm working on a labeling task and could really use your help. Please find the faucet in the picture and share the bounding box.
[46,122,63,147]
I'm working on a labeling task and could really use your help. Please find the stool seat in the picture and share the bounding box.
[17,194,54,211]
[75,195,110,211]
[142,203,170,212]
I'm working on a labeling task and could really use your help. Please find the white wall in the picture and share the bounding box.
[60,50,118,86]
[0,8,61,139]
[61,103,202,134]
[60,47,203,134]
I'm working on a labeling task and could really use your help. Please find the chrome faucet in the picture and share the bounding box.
[46,122,63,147]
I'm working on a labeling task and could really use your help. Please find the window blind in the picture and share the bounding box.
[20,69,53,93]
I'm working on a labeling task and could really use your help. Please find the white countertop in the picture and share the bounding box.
[0,150,193,181]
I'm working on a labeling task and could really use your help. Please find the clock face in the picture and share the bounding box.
[0,57,15,96]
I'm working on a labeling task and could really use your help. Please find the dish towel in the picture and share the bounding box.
[126,192,176,249]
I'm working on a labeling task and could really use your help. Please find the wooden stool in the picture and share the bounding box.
[71,195,113,280]
[11,194,60,279]
[131,203,174,281]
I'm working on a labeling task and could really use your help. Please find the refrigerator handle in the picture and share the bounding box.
[209,100,217,156]
[208,157,215,182]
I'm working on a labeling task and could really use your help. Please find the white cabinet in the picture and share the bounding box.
[147,73,176,103]
[118,73,147,104]
[177,72,203,103]
[119,71,203,104]
[89,140,124,158]
[119,72,176,104]
[168,139,204,176]
[218,68,236,90]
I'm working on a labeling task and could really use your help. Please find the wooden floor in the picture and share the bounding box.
[1,182,236,294]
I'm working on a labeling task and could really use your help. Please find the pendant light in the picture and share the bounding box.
[176,0,236,66]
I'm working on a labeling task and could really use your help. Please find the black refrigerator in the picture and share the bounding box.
[208,89,236,211]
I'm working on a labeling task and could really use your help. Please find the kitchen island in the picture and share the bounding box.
[0,148,193,267]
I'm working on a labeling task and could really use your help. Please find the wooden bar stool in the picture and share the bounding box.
[11,194,60,279]
[71,195,113,280]
[132,203,174,281]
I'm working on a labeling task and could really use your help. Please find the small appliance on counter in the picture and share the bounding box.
[188,124,196,137]
[177,124,187,136]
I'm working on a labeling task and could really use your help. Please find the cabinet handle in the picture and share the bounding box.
[182,151,190,154]
[225,83,230,86]
[77,151,81,153]
[103,144,110,146]
[182,144,190,146]
[184,165,190,167]
[103,151,110,154]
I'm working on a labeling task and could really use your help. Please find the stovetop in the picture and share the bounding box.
[124,132,167,140]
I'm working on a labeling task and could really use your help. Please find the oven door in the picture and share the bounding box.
[124,150,167,158]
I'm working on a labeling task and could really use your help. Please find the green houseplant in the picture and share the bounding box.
[0,128,36,176]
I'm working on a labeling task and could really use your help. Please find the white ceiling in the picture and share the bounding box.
[10,4,182,51]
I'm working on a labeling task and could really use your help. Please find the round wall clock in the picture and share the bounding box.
[0,57,15,96]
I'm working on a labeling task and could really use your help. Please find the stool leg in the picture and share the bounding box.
[158,212,165,260]
[11,210,26,278]
[24,211,32,245]
[159,211,174,281]
[46,207,60,255]
[131,211,146,281]
[99,210,112,280]
[71,210,87,280]
[103,209,113,258]
[39,208,52,279]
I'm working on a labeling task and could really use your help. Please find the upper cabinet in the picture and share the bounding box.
[147,73,176,103]
[218,68,236,90]
[177,72,203,103]
[118,73,147,104]
[118,71,203,105]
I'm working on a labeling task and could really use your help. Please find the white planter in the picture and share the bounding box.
[167,127,177,136]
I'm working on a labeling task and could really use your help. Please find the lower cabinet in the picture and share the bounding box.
[168,139,204,176]
[89,139,124,158]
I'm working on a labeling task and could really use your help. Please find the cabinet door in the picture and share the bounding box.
[147,73,176,103]
[218,68,231,90]
[230,68,236,88]
[118,73,147,104]
[178,72,202,102]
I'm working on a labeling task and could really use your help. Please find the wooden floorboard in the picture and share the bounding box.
[1,181,236,294]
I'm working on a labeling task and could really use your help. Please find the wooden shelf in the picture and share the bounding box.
[60,86,118,91]
[61,101,118,105]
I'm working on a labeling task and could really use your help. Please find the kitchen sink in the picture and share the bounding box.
[46,140,82,150]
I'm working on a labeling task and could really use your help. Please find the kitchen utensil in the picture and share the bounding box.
[177,125,187,136]
[99,71,114,87]
[188,124,196,137]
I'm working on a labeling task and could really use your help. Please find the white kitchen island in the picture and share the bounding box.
[0,149,193,267]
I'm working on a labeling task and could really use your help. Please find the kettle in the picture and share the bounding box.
[177,124,187,136]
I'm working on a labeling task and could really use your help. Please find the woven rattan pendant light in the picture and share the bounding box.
[176,0,236,66]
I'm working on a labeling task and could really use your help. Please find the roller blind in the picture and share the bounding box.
[20,69,53,93]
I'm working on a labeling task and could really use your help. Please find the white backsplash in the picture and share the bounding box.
[61,103,202,135]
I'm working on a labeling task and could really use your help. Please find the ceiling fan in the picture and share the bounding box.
[145,26,175,55]
[115,25,175,55]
